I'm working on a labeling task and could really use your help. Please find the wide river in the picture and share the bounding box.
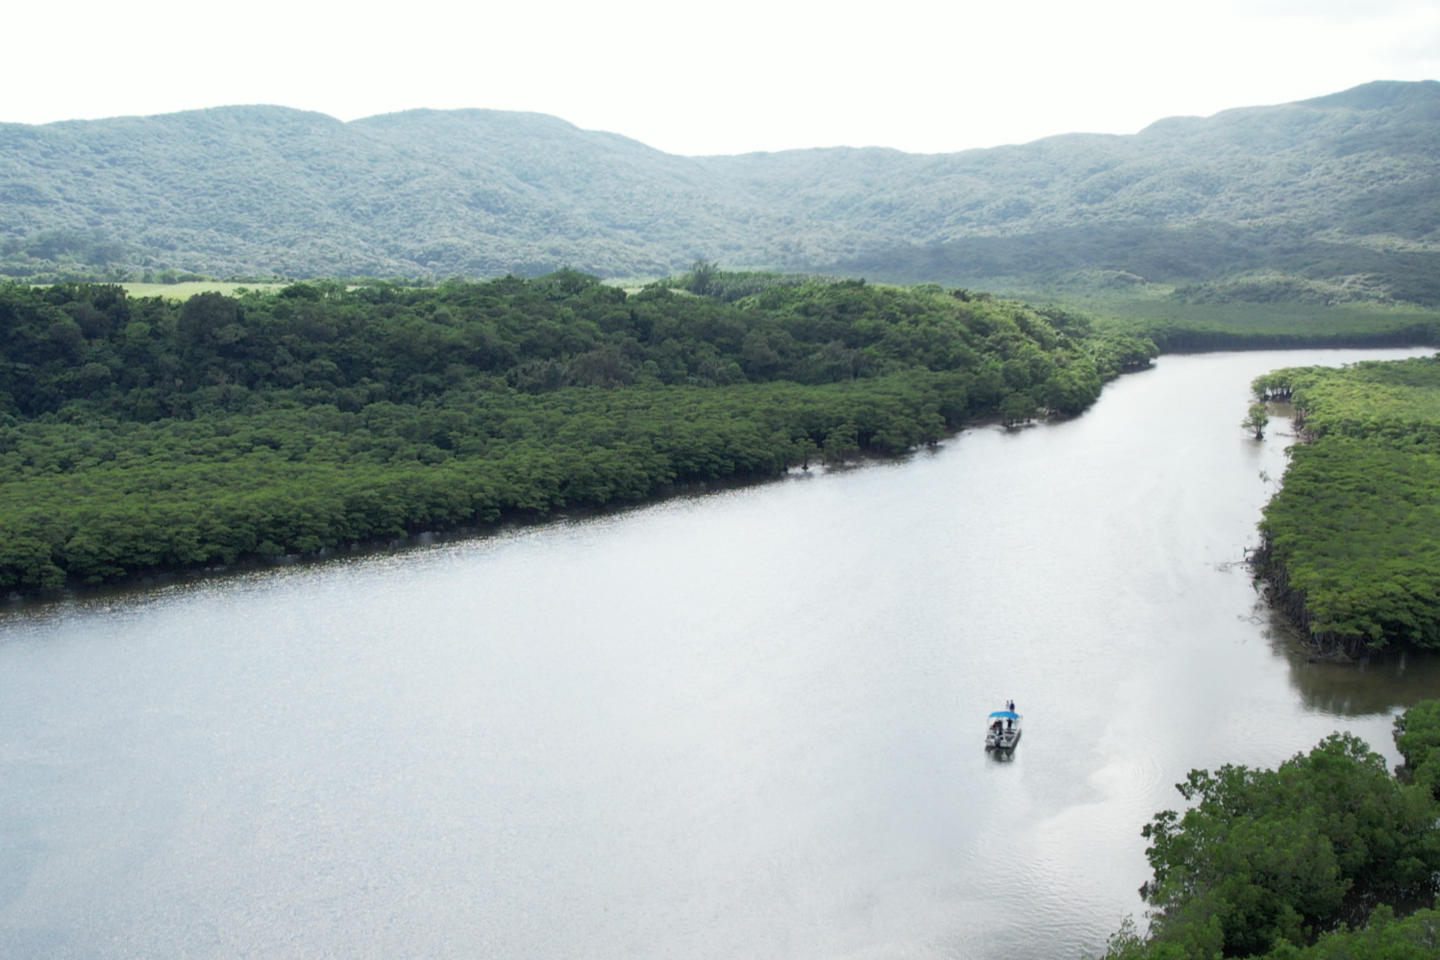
[4,348,1440,960]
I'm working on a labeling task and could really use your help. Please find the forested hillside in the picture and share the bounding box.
[0,274,1154,590]
[4,82,1440,300]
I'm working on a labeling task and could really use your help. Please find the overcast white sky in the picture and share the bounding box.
[4,0,1439,155]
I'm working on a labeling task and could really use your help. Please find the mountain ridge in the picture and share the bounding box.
[3,80,1440,299]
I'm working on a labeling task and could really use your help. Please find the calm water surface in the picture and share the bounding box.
[4,348,1440,960]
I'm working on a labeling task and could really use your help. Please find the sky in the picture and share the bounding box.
[3,0,1439,156]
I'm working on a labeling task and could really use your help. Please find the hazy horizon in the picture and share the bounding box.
[5,0,1440,156]
[4,78,1435,161]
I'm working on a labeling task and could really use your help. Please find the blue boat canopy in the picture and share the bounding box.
[989,710,1018,719]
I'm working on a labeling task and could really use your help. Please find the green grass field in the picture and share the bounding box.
[1067,297,1440,351]
[119,281,290,299]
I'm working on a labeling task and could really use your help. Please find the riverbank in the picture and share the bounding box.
[0,276,1155,594]
[1251,355,1440,657]
[0,409,1062,606]
[1084,298,1440,353]
[2,465,826,606]
[1102,699,1440,959]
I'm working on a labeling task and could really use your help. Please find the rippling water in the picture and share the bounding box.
[3,348,1439,959]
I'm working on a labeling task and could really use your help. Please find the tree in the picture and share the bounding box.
[686,259,719,296]
[1000,391,1038,427]
[1268,906,1440,959]
[789,436,820,469]
[1394,699,1440,797]
[0,277,1151,590]
[822,422,860,463]
[1243,402,1270,439]
[1122,730,1440,959]
[177,290,239,345]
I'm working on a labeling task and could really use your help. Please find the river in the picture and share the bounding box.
[3,348,1439,959]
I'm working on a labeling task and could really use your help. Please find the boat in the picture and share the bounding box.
[985,709,1022,750]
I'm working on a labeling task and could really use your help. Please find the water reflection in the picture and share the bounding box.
[1273,619,1440,717]
[1259,401,1440,720]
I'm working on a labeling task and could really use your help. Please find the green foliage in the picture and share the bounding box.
[1000,392,1038,427]
[1090,301,1440,354]
[1262,906,1440,960]
[1243,403,1270,440]
[0,275,1147,589]
[666,266,841,303]
[1105,710,1440,960]
[684,259,719,296]
[837,226,1440,308]
[1253,356,1440,652]
[6,82,1440,302]
[1172,271,1394,308]
[1394,700,1440,798]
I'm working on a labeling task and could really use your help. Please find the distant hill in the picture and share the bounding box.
[3,81,1440,301]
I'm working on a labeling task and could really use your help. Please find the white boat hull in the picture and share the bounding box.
[985,729,1021,750]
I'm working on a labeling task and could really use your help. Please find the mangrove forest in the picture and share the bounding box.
[1252,355,1440,655]
[0,272,1156,591]
[1104,699,1440,960]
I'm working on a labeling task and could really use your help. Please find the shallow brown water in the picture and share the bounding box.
[1,348,1436,959]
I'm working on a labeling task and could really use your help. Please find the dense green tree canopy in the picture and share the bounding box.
[1253,356,1440,653]
[0,273,1153,589]
[1105,703,1440,960]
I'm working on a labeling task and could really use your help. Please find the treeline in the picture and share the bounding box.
[0,273,1156,590]
[664,261,842,302]
[1251,356,1440,655]
[1104,699,1440,960]
[1135,321,1439,354]
[1092,302,1440,355]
